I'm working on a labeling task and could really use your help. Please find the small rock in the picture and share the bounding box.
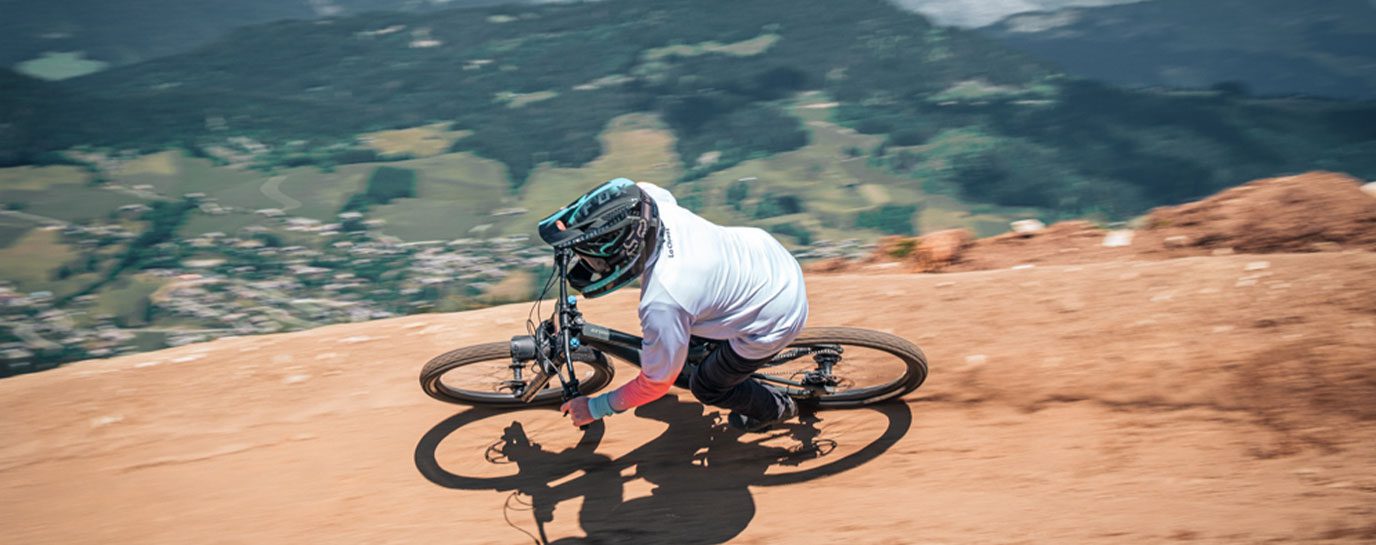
[1163,235,1191,248]
[935,281,956,288]
[1235,278,1258,287]
[964,354,987,366]
[1102,229,1135,248]
[133,360,163,369]
[1362,181,1376,198]
[912,229,973,272]
[91,415,124,428]
[804,257,853,273]
[171,354,204,364]
[1011,264,1035,270]
[1211,247,1235,256]
[1010,219,1046,235]
[340,335,375,344]
[282,374,311,385]
[1244,261,1270,271]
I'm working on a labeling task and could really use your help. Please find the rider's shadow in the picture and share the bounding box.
[415,395,912,544]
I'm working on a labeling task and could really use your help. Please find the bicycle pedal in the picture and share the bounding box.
[520,367,553,403]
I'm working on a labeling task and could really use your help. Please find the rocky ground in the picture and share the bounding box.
[2,172,1375,544]
[816,172,1376,274]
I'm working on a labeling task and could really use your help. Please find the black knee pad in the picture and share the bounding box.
[689,372,730,406]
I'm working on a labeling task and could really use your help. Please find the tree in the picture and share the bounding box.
[855,204,918,235]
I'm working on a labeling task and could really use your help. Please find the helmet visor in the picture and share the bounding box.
[575,253,612,275]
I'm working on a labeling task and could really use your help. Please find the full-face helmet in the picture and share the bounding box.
[537,178,660,298]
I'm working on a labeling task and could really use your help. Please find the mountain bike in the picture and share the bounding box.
[419,248,928,414]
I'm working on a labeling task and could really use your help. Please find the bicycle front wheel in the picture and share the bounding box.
[760,327,928,408]
[420,342,615,407]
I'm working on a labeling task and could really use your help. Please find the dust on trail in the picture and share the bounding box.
[2,252,1375,544]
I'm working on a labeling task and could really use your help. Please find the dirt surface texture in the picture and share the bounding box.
[4,172,1376,544]
[826,171,1376,274]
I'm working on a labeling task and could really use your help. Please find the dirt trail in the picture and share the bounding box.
[3,252,1375,544]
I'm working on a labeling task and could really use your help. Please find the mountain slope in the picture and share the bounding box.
[0,0,520,69]
[980,0,1376,99]
[5,0,1376,218]
[18,0,1051,181]
[3,251,1374,543]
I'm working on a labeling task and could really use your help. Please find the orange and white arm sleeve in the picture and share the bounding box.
[605,302,690,412]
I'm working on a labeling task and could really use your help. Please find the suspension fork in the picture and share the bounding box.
[554,249,585,401]
[517,250,587,404]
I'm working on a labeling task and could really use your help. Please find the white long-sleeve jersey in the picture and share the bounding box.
[604,182,809,411]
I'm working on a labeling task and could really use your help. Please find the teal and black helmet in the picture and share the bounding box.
[538,178,660,298]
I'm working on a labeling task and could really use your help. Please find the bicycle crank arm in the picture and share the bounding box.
[520,366,554,403]
[752,373,836,396]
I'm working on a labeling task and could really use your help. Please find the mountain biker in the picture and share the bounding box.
[538,178,809,432]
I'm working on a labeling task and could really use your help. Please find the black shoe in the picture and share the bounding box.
[728,397,798,433]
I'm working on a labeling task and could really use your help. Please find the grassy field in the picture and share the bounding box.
[367,152,511,241]
[126,154,266,202]
[0,182,144,224]
[2,102,1041,250]
[0,165,92,190]
[642,33,780,61]
[0,215,37,248]
[267,166,366,221]
[0,96,1049,323]
[478,270,535,305]
[675,97,1041,241]
[91,274,164,325]
[513,113,683,237]
[0,228,78,293]
[359,124,470,159]
[119,151,180,177]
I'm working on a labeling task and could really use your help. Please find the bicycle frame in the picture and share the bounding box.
[514,248,678,404]
[514,248,839,405]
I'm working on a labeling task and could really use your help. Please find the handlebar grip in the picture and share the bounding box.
[579,424,590,431]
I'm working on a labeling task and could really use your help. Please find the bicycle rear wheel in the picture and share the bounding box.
[420,342,615,407]
[760,327,927,408]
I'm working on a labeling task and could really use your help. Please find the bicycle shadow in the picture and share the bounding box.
[415,395,913,544]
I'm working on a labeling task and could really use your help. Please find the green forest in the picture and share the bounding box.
[3,0,1375,218]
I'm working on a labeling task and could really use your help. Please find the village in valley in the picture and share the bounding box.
[0,185,870,376]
